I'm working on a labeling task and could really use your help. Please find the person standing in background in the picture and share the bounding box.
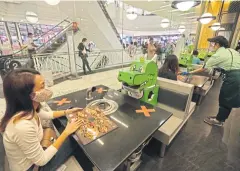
[192,50,201,65]
[142,42,147,55]
[147,37,156,60]
[156,43,163,64]
[128,42,135,58]
[78,38,92,75]
[26,33,38,68]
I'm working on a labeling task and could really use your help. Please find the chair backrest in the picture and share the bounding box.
[157,77,194,119]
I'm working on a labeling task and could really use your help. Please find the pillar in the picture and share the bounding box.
[66,29,77,76]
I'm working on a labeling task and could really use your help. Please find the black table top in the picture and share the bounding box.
[47,85,172,171]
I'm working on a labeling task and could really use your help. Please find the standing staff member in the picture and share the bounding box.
[190,36,240,126]
[78,38,92,75]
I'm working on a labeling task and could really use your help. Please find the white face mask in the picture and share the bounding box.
[31,89,53,102]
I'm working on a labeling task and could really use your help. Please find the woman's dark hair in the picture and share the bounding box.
[0,68,40,132]
[159,55,179,74]
[193,50,199,56]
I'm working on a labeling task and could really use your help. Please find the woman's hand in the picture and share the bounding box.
[64,119,82,135]
[65,108,83,115]
[177,75,186,82]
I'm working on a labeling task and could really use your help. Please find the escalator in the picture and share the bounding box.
[98,1,122,45]
[3,18,76,59]
[0,18,78,75]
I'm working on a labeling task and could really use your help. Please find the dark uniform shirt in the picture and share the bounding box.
[158,70,177,81]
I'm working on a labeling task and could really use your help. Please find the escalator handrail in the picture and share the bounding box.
[36,22,75,53]
[12,17,71,56]
[34,17,70,40]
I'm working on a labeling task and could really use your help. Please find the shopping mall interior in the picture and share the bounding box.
[0,0,240,171]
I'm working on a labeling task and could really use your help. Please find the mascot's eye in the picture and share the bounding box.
[139,66,144,73]
[131,65,136,71]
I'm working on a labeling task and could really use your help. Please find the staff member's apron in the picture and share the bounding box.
[220,69,240,108]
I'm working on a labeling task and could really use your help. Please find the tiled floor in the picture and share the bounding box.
[140,79,240,171]
[1,69,240,171]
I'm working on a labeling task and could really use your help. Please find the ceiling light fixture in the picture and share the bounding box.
[126,13,137,20]
[171,0,201,11]
[161,19,170,28]
[197,12,216,24]
[126,7,138,20]
[197,1,216,24]
[209,22,221,31]
[25,11,38,23]
[44,0,60,5]
[178,25,186,33]
[218,27,225,31]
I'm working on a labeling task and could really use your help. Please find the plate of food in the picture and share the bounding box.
[67,107,118,145]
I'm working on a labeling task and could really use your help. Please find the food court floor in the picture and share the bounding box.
[0,68,240,171]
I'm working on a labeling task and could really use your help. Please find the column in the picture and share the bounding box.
[66,29,77,76]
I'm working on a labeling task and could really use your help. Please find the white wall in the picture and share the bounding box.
[71,1,123,50]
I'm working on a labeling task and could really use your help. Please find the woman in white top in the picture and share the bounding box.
[0,68,82,171]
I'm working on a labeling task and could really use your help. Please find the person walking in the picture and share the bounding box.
[26,33,38,68]
[128,42,136,58]
[147,37,156,60]
[78,38,92,75]
[190,36,240,126]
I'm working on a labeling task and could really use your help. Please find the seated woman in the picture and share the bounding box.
[158,55,179,81]
[192,50,201,65]
[0,69,82,171]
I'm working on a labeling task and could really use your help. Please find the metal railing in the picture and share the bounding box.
[10,18,73,57]
[32,49,143,80]
[36,22,74,53]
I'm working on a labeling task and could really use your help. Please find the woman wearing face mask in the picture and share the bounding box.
[0,69,82,171]
[188,36,240,126]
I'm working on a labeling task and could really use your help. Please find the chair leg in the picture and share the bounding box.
[159,143,167,158]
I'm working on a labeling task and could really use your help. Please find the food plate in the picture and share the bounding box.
[67,107,118,145]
